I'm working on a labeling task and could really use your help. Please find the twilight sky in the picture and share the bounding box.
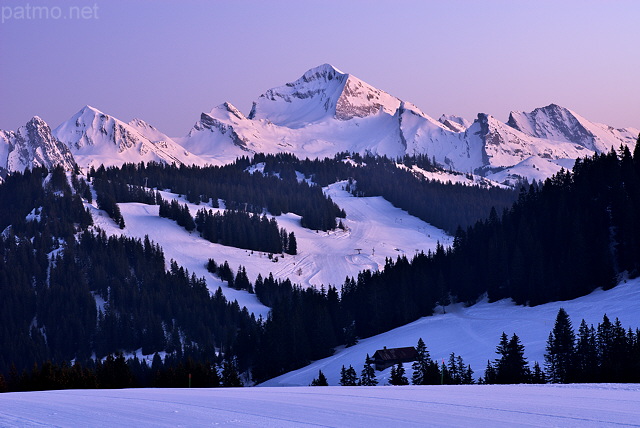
[1,0,638,136]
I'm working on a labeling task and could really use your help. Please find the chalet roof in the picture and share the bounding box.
[372,346,418,361]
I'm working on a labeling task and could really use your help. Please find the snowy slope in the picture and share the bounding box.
[508,104,639,153]
[396,163,509,189]
[486,156,577,186]
[53,106,205,170]
[87,181,450,317]
[2,384,639,427]
[263,278,640,387]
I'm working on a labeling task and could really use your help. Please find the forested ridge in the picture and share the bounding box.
[1,141,640,389]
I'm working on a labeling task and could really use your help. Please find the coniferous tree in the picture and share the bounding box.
[544,308,577,383]
[339,365,358,386]
[493,333,530,384]
[287,231,297,255]
[360,355,378,386]
[221,359,242,387]
[389,363,409,385]
[531,362,547,384]
[310,370,328,386]
[575,319,598,382]
[412,338,438,385]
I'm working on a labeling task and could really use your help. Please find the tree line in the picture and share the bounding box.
[249,152,521,234]
[89,161,345,231]
[0,353,243,392]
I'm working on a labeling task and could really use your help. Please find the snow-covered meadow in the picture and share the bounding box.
[2,384,639,427]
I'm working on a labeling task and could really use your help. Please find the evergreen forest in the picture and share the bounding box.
[1,141,640,390]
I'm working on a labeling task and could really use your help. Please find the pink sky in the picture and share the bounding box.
[1,0,638,136]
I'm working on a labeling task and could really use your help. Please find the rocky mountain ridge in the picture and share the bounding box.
[1,65,637,184]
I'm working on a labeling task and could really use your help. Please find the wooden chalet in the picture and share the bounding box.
[369,346,418,371]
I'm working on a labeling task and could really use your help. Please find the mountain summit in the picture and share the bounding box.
[0,116,76,177]
[52,106,205,169]
[1,65,637,184]
[248,63,401,127]
[182,64,638,183]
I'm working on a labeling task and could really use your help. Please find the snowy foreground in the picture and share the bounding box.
[2,384,639,427]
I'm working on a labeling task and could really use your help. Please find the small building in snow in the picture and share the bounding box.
[369,346,418,371]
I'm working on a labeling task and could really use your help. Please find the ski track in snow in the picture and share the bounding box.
[2,384,640,427]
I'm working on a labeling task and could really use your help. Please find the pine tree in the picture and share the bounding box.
[0,373,7,393]
[531,362,546,384]
[575,320,598,382]
[389,363,409,385]
[339,364,358,386]
[221,359,242,387]
[310,370,328,386]
[287,232,297,255]
[360,355,378,386]
[412,338,431,385]
[494,333,530,384]
[544,308,576,383]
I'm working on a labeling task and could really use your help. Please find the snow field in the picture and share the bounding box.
[2,384,639,427]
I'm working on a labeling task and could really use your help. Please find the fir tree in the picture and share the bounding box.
[575,319,598,382]
[221,359,242,387]
[389,363,409,385]
[493,333,530,384]
[287,231,297,255]
[339,365,358,386]
[360,355,378,386]
[545,308,577,383]
[310,370,328,386]
[531,362,546,384]
[412,338,435,385]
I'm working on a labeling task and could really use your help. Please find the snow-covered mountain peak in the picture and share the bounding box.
[28,116,48,127]
[438,114,471,132]
[299,63,345,83]
[507,104,639,152]
[247,64,349,127]
[246,64,402,128]
[54,105,138,152]
[211,102,246,121]
[0,116,76,175]
[52,106,206,169]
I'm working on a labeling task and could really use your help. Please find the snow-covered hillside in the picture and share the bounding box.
[2,384,639,427]
[87,181,451,318]
[263,278,640,387]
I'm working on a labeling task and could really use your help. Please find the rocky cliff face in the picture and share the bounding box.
[0,116,76,177]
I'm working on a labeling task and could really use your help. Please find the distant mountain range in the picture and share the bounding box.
[2,64,637,184]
